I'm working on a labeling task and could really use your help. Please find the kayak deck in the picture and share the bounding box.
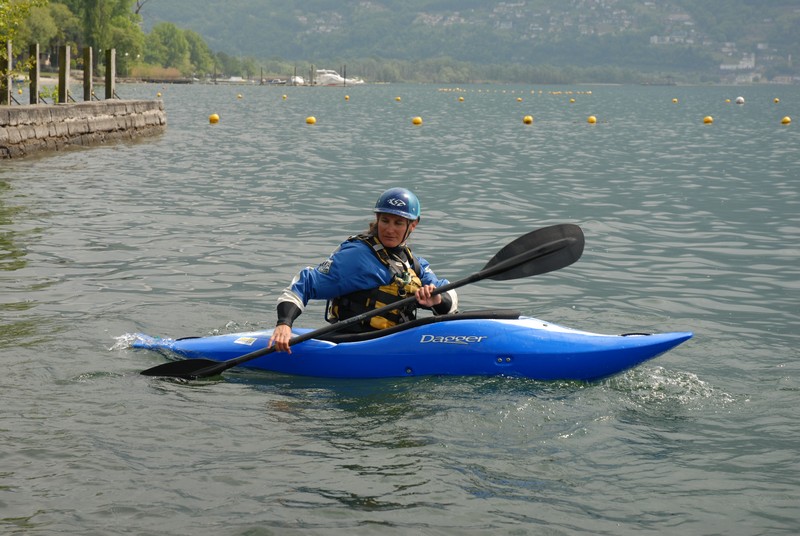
[131,311,692,381]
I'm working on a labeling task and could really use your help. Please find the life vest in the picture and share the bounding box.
[326,234,423,331]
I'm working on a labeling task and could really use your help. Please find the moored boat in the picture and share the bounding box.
[313,69,364,86]
[132,310,692,381]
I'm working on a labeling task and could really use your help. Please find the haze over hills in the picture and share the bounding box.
[140,0,799,83]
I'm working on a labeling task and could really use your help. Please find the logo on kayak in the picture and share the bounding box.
[419,334,488,345]
[233,336,257,346]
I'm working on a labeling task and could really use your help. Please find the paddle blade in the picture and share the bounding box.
[482,223,584,281]
[140,358,227,379]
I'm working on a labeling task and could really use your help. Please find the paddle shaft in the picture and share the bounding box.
[187,236,573,375]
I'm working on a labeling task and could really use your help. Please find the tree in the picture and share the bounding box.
[83,0,113,55]
[1,0,47,71]
[110,14,144,76]
[47,3,82,50]
[240,56,260,79]
[49,0,141,63]
[145,22,190,75]
[214,51,241,78]
[184,29,213,75]
[6,0,219,81]
[12,5,58,51]
[134,0,153,15]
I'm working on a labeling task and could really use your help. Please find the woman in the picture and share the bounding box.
[269,187,458,353]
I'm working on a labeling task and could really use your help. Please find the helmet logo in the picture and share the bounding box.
[387,198,407,207]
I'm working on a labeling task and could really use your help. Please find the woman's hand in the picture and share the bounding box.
[415,284,442,308]
[268,323,293,354]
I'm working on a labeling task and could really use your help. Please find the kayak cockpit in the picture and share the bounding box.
[318,309,522,343]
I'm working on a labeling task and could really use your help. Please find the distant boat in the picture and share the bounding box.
[314,69,364,86]
[213,76,253,85]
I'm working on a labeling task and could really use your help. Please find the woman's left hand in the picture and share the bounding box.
[415,284,442,307]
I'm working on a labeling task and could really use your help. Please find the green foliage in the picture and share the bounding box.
[3,0,218,79]
[110,14,144,76]
[1,0,47,75]
[1,0,47,49]
[145,22,190,74]
[48,3,82,47]
[184,29,213,75]
[12,5,58,49]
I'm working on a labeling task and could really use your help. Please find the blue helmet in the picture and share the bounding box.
[373,188,421,221]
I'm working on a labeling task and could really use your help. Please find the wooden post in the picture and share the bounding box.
[58,45,71,103]
[83,47,93,101]
[104,48,115,99]
[1,41,11,106]
[29,43,40,105]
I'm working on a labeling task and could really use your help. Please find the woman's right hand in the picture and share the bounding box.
[268,324,293,354]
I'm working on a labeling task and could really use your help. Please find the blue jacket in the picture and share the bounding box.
[277,238,458,323]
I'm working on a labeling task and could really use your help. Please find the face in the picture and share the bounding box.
[376,213,417,248]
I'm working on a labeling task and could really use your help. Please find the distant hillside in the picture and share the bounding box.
[140,0,799,82]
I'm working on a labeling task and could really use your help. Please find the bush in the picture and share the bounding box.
[129,65,184,79]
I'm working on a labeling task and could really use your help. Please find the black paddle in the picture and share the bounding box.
[140,223,584,380]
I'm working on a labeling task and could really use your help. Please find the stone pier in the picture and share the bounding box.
[1,99,166,159]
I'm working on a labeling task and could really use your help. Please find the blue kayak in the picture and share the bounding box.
[132,310,692,381]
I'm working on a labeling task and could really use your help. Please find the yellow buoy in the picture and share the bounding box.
[523,115,533,125]
[237,93,242,99]
[569,98,575,103]
[282,94,287,100]
[781,116,791,125]
[458,96,464,102]
[345,95,350,101]
[395,96,402,102]
[306,116,316,125]
[412,116,423,126]
[156,92,162,98]
[774,98,780,104]
[517,97,523,102]
[18,88,22,95]
[672,98,678,103]
[209,113,220,124]
[703,116,713,124]
[587,115,597,124]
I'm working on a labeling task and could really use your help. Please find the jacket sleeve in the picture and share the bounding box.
[276,300,303,327]
[417,256,459,315]
[276,240,393,325]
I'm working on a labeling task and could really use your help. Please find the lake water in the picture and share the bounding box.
[1,82,798,535]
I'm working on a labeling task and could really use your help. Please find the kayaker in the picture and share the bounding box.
[268,187,458,353]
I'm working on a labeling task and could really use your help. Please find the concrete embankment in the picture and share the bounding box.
[0,100,166,159]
